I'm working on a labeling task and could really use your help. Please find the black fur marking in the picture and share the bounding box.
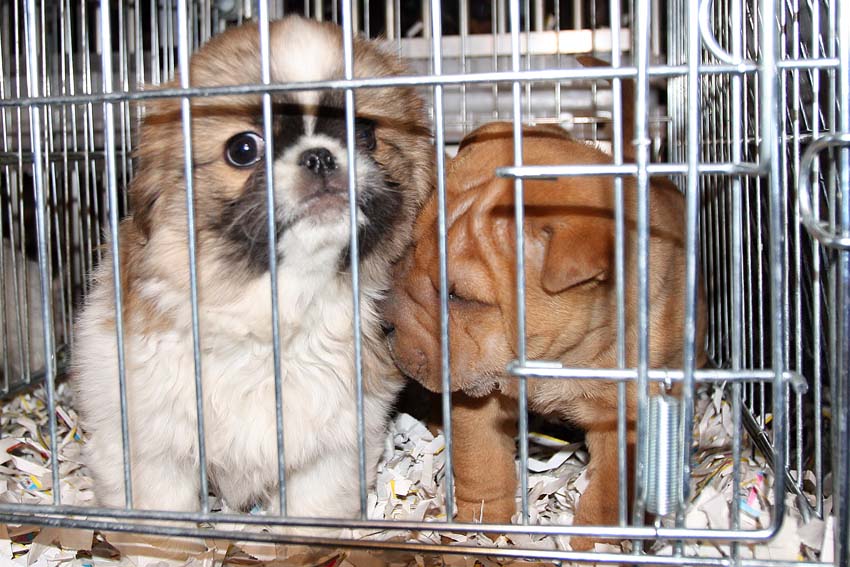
[211,166,285,277]
[313,91,346,143]
[314,92,377,152]
[269,98,306,159]
[340,177,404,270]
[209,95,304,277]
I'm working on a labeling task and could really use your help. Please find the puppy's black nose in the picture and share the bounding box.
[298,147,337,177]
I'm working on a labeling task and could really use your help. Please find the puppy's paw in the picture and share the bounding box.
[570,533,618,552]
[570,478,622,551]
[455,496,515,524]
[570,514,622,552]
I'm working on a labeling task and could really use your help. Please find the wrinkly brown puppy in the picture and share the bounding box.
[384,122,706,550]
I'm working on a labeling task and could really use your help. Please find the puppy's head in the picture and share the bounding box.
[129,16,433,299]
[384,123,695,398]
[384,124,622,397]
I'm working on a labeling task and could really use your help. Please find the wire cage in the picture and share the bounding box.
[0,0,848,565]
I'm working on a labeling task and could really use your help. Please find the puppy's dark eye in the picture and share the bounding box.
[447,287,466,302]
[225,132,263,167]
[356,119,376,151]
[446,284,490,308]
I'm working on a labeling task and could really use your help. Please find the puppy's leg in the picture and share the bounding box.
[570,417,634,551]
[88,439,205,560]
[131,455,201,512]
[270,447,362,537]
[86,434,200,512]
[451,392,517,524]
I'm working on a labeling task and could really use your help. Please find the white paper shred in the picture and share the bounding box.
[0,384,833,566]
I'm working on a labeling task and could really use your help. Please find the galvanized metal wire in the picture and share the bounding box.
[0,0,847,563]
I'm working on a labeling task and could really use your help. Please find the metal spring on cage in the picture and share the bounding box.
[645,394,683,516]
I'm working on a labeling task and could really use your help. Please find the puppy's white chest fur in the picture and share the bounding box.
[74,262,397,519]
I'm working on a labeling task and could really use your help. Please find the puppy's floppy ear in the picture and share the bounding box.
[128,97,181,240]
[129,167,164,239]
[540,221,613,294]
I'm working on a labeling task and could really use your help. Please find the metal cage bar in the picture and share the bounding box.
[0,0,847,565]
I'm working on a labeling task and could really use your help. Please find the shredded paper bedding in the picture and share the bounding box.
[0,382,833,566]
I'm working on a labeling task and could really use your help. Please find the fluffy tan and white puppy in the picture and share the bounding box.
[72,16,433,519]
